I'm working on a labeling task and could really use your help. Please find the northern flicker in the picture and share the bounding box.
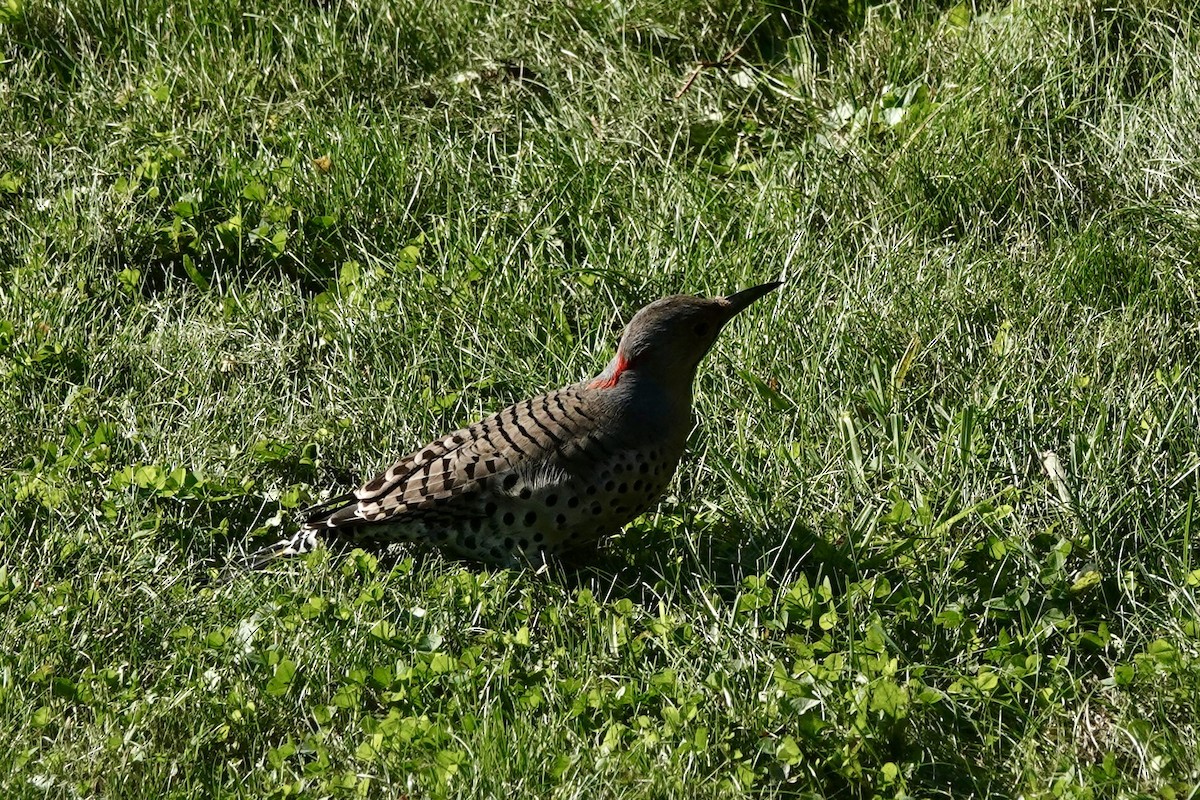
[251,281,781,569]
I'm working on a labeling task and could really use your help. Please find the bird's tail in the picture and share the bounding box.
[222,493,356,580]
[230,492,358,572]
[231,527,322,574]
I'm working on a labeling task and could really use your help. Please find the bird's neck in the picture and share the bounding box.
[589,352,694,427]
[589,350,634,390]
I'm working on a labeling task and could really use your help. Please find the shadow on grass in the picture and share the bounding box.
[555,513,859,609]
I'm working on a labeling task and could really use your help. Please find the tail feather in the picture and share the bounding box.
[224,493,373,579]
[239,527,322,572]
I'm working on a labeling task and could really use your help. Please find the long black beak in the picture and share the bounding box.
[721,280,783,318]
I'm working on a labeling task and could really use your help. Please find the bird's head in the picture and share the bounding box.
[591,281,782,390]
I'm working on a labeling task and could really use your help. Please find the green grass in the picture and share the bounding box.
[3,0,1200,796]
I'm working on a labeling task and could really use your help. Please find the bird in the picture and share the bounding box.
[249,280,782,569]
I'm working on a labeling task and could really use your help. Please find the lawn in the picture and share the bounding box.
[2,0,1199,796]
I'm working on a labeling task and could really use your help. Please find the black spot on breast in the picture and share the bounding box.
[470,518,483,532]
[503,512,515,525]
[618,483,628,493]
[639,462,650,474]
[567,496,579,508]
[504,537,514,549]
[605,480,615,492]
[545,493,557,506]
[555,513,566,525]
[586,486,597,496]
[485,501,498,515]
[491,546,504,560]
[518,538,529,549]
[524,511,537,526]
[633,480,643,491]
[503,474,519,490]
[534,532,544,543]
[519,487,532,500]
[464,535,477,549]
[591,503,603,515]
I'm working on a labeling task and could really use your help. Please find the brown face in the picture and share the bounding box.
[618,282,781,374]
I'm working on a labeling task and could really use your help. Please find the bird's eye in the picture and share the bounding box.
[693,321,710,336]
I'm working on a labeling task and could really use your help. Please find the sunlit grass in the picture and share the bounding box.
[2,0,1199,796]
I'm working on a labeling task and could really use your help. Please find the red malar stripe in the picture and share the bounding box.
[590,352,630,389]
